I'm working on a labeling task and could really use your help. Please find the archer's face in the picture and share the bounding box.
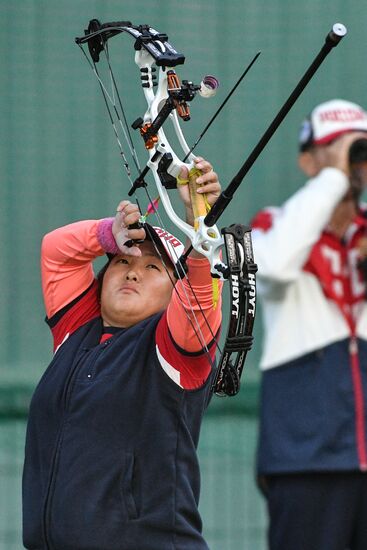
[100,241,174,328]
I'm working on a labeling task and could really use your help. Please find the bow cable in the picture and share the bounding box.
[77,43,141,181]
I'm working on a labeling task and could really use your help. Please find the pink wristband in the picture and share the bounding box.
[97,218,120,255]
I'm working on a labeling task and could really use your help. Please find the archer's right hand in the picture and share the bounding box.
[112,200,146,256]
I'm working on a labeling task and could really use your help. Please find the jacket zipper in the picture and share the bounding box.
[42,342,109,548]
[349,336,367,471]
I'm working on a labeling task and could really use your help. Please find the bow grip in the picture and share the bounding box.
[188,169,208,229]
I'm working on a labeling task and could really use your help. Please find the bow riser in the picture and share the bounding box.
[133,48,227,277]
[136,48,193,172]
[147,156,226,277]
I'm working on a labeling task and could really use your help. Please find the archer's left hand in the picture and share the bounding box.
[177,157,221,224]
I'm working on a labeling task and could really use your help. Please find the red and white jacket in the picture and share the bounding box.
[251,167,367,474]
[252,168,367,370]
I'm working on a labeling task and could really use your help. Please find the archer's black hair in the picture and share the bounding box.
[96,258,112,301]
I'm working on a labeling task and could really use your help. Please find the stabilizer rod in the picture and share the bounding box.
[205,23,347,227]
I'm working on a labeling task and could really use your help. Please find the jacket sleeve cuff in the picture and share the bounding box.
[96,218,120,255]
[185,256,219,286]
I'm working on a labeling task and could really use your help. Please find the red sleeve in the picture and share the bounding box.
[250,208,275,232]
[155,256,222,390]
[41,219,108,351]
[41,219,105,319]
[48,281,100,352]
[166,256,222,351]
[155,312,217,390]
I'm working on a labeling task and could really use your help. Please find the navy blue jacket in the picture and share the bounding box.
[257,338,367,475]
[23,314,212,549]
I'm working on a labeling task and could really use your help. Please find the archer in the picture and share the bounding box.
[22,158,222,549]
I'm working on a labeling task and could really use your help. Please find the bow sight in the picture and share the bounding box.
[131,72,200,149]
[130,70,201,190]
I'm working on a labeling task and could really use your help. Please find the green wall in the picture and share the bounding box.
[2,1,367,548]
[2,0,367,398]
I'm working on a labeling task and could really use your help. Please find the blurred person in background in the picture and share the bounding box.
[22,158,222,550]
[251,99,367,550]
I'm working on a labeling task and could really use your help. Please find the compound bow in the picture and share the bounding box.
[75,20,346,396]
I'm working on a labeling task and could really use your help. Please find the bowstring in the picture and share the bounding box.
[103,42,142,174]
[77,41,223,364]
[77,43,138,182]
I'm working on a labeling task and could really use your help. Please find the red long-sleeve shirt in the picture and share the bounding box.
[41,219,222,389]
